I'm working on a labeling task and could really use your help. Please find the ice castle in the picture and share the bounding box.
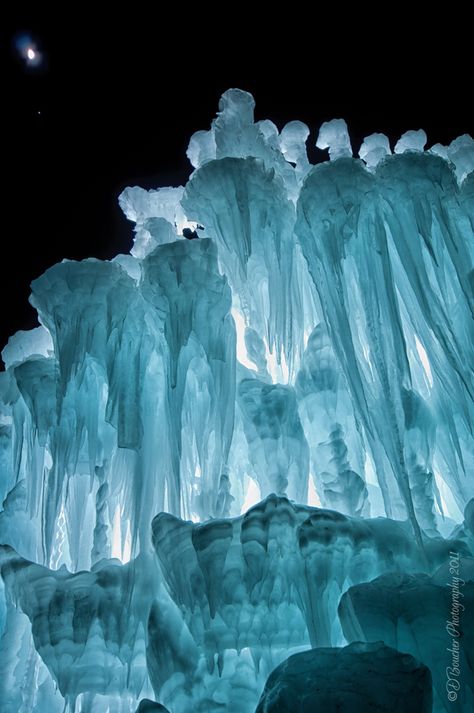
[0,89,473,712]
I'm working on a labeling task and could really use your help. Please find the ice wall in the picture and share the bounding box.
[0,88,473,711]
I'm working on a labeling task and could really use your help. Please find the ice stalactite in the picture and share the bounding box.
[237,379,309,503]
[296,159,422,542]
[295,324,368,517]
[141,238,236,521]
[182,157,300,378]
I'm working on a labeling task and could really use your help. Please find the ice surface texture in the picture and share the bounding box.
[255,641,433,712]
[0,88,473,711]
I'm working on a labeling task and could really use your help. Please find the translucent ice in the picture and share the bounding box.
[119,186,187,258]
[447,134,474,182]
[0,545,158,710]
[431,134,474,182]
[295,325,368,517]
[316,118,352,160]
[147,496,460,709]
[279,120,311,179]
[394,128,427,153]
[1,327,53,370]
[237,380,309,503]
[358,132,391,169]
[1,89,474,712]
[182,156,300,372]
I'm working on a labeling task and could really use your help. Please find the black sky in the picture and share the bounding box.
[2,11,472,356]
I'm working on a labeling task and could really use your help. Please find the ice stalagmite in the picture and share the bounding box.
[0,89,473,712]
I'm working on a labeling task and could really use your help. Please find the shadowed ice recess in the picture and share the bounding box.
[0,89,473,712]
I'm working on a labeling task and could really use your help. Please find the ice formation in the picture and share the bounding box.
[255,642,433,712]
[0,88,473,712]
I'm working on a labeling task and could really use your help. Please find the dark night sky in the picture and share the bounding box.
[2,11,472,357]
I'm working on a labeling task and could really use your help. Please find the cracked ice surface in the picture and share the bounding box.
[1,88,474,712]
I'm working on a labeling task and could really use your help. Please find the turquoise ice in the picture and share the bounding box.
[0,89,473,712]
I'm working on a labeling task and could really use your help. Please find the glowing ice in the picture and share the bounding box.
[1,89,473,712]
